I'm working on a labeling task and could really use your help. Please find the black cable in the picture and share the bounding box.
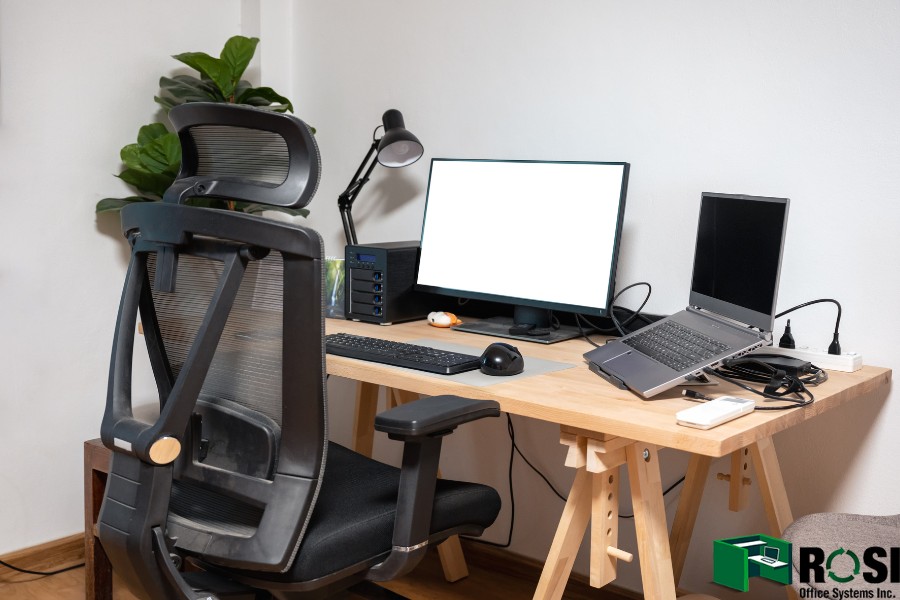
[702,362,814,409]
[464,413,517,548]
[574,313,602,348]
[467,411,696,545]
[716,357,828,387]
[606,282,652,337]
[776,298,841,327]
[510,415,692,523]
[775,298,843,355]
[576,282,654,345]
[465,413,571,549]
[506,416,567,502]
[682,389,714,402]
[578,308,640,337]
[0,558,84,577]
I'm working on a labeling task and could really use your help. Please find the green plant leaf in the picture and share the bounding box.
[168,74,224,97]
[220,36,259,82]
[154,95,178,111]
[104,35,313,222]
[173,52,234,99]
[118,168,174,198]
[171,51,216,80]
[95,196,153,214]
[138,133,181,176]
[234,79,252,98]
[137,122,169,146]
[120,144,142,170]
[158,75,223,102]
[236,86,295,113]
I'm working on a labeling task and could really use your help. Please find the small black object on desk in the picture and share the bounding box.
[479,342,525,376]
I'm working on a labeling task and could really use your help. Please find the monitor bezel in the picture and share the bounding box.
[414,158,630,319]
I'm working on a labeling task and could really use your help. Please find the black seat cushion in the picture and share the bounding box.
[253,442,500,583]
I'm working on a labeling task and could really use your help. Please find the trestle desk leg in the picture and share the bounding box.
[669,454,712,587]
[351,382,380,457]
[533,468,593,600]
[626,443,677,600]
[749,436,798,600]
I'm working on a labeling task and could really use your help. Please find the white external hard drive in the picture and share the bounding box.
[675,396,755,430]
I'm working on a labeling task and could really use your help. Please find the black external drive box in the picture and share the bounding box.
[344,241,435,325]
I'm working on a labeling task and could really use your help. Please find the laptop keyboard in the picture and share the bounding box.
[325,333,482,375]
[621,321,730,371]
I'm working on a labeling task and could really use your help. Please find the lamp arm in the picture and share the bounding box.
[338,140,380,246]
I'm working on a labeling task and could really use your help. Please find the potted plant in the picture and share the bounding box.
[96,35,310,218]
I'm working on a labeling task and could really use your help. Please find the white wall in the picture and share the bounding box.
[0,0,247,553]
[1,1,898,599]
[290,2,900,598]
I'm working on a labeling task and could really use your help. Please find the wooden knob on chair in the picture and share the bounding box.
[149,436,181,465]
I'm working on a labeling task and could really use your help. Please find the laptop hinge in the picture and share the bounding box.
[686,306,771,341]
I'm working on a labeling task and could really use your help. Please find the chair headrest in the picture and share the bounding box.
[164,103,321,210]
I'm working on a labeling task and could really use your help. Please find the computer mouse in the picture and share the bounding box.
[479,342,525,376]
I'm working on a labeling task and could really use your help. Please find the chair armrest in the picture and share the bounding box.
[374,395,500,438]
[366,395,499,582]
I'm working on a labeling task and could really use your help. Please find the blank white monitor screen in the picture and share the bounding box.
[416,159,629,318]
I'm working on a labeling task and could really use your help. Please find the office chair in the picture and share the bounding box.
[97,102,501,599]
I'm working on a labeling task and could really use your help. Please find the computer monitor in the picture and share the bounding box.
[764,546,780,561]
[415,158,629,343]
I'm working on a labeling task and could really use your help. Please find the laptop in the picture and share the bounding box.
[761,546,780,563]
[584,192,790,398]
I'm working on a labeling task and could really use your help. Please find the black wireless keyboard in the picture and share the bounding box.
[325,333,482,375]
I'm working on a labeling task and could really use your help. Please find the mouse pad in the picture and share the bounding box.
[408,338,575,387]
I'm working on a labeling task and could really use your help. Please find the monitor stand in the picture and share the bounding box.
[452,306,583,345]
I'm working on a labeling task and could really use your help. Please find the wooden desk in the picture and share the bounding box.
[326,318,891,600]
[84,439,113,600]
[84,317,891,600]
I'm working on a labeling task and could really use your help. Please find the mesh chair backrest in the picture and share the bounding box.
[102,103,326,574]
[147,252,286,425]
[114,204,327,573]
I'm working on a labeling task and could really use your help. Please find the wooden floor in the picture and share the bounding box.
[0,541,636,600]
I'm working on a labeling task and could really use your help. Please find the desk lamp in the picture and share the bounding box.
[337,109,424,245]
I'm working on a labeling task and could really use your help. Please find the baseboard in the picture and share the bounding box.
[0,533,84,579]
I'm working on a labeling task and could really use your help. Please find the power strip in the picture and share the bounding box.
[750,346,863,372]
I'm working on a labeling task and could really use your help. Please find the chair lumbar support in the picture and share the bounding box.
[149,436,182,465]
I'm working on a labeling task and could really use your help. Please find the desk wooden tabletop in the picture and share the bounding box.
[325,318,891,458]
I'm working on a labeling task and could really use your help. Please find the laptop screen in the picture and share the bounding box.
[688,193,789,332]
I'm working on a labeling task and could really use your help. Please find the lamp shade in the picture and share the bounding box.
[376,109,424,168]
